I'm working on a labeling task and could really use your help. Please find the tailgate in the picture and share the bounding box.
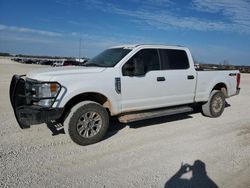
[228,71,240,96]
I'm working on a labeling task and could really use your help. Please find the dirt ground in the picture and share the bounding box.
[0,58,250,188]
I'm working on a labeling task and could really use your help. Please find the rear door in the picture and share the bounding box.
[158,49,196,106]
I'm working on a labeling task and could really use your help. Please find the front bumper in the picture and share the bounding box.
[9,75,63,129]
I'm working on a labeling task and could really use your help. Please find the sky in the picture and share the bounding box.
[0,0,250,65]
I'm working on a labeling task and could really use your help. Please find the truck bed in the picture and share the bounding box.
[195,70,239,102]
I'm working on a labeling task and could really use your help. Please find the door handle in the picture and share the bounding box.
[187,75,194,80]
[157,77,165,82]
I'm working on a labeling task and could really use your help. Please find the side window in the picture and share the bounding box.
[159,49,189,70]
[122,49,160,76]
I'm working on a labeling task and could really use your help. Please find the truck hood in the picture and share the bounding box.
[26,66,106,81]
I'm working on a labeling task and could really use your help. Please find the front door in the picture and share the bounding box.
[121,49,168,112]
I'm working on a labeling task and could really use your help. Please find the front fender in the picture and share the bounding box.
[53,86,120,115]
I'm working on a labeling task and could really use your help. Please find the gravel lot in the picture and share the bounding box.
[0,58,250,188]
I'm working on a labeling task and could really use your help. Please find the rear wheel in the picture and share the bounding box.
[64,101,109,145]
[202,90,225,117]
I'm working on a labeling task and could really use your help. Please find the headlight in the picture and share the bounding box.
[30,82,61,107]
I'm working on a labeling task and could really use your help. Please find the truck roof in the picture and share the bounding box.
[110,44,186,50]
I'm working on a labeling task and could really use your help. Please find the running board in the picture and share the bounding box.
[118,106,193,123]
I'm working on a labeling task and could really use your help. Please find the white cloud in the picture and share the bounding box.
[0,35,56,44]
[90,3,228,32]
[54,0,250,34]
[191,0,250,33]
[129,0,173,8]
[0,24,63,37]
[79,0,250,34]
[67,20,81,25]
[116,8,228,31]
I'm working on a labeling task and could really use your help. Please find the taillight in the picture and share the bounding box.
[237,73,240,89]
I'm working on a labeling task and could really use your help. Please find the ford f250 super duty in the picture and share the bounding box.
[9,44,240,145]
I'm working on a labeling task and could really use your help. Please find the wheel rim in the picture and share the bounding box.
[76,111,102,138]
[212,96,223,113]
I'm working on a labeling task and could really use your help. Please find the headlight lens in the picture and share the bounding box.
[31,83,60,107]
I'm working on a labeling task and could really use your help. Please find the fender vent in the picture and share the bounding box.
[115,77,121,94]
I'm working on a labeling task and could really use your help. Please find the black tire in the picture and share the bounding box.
[64,101,109,146]
[202,90,225,117]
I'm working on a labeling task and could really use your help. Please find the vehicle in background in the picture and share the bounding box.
[22,59,35,64]
[11,57,88,67]
[75,58,88,63]
[52,59,88,67]
[51,61,64,67]
[11,58,22,62]
[63,60,81,66]
[38,60,53,66]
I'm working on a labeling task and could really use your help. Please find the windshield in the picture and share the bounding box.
[84,48,131,67]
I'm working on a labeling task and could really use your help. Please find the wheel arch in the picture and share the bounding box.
[59,92,112,122]
[211,82,228,97]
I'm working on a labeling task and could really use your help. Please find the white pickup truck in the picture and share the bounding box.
[10,44,240,145]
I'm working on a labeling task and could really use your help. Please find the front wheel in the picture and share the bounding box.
[64,101,109,145]
[202,90,225,117]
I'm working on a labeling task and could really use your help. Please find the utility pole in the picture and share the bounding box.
[79,38,82,60]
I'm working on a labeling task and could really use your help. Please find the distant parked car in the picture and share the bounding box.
[34,60,42,64]
[79,59,88,66]
[22,59,35,64]
[40,60,53,66]
[63,60,80,66]
[51,61,64,67]
[11,58,22,62]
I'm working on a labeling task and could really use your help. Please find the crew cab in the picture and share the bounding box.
[9,44,240,145]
